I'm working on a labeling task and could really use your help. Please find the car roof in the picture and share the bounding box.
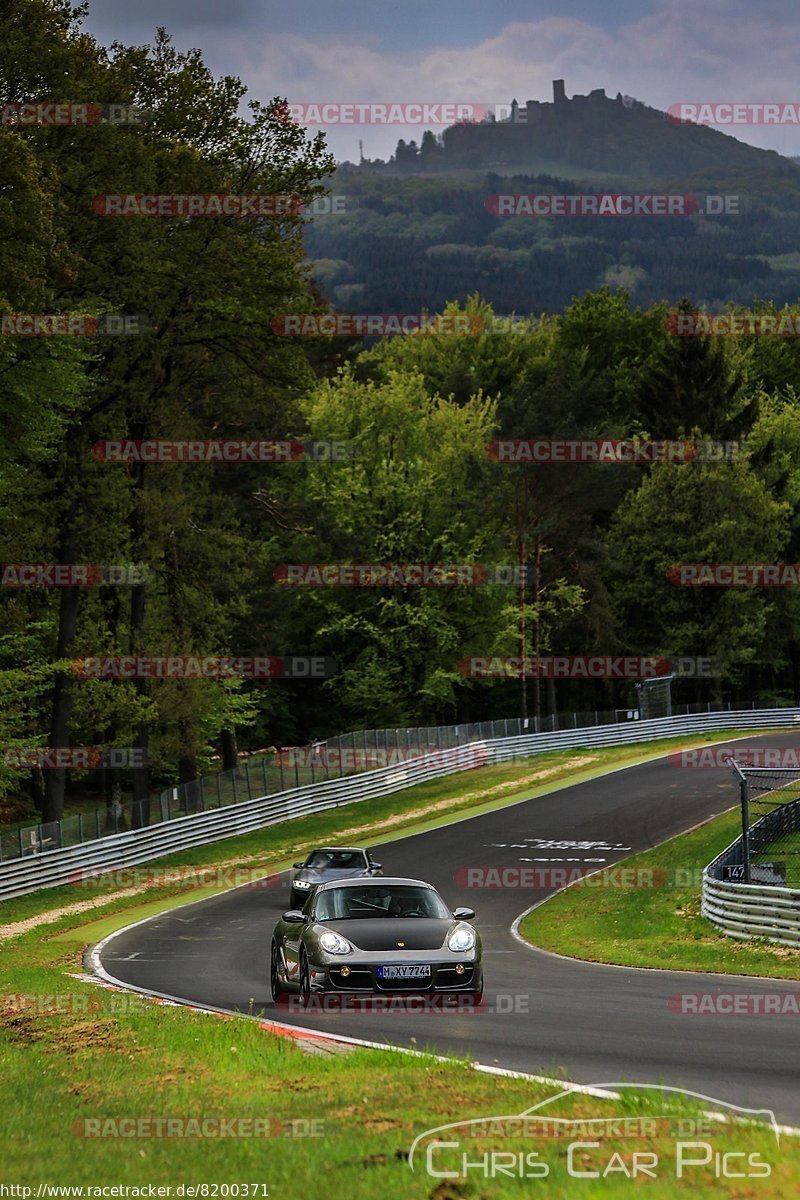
[315,877,434,891]
[304,846,368,855]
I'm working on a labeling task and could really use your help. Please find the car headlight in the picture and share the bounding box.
[447,925,476,953]
[293,880,312,890]
[319,930,352,955]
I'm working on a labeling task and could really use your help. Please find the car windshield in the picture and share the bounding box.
[314,885,450,921]
[304,850,367,870]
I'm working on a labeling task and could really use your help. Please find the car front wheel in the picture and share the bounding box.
[299,948,312,1007]
[270,941,284,1000]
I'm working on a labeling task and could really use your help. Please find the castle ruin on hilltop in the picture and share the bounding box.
[498,80,635,124]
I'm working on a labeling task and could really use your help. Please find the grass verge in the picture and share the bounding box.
[519,808,800,979]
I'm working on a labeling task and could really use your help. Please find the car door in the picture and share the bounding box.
[280,894,312,985]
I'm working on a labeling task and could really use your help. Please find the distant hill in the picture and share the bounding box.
[355,80,800,182]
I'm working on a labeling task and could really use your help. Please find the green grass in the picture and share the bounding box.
[2,729,799,1194]
[520,809,800,978]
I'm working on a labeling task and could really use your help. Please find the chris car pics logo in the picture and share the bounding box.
[407,1084,778,1182]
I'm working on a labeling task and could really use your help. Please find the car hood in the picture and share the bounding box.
[295,867,369,884]
[319,918,451,952]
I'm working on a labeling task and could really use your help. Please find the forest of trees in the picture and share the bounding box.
[4,2,800,823]
[307,170,800,315]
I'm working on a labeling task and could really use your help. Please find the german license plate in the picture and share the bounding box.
[378,964,431,980]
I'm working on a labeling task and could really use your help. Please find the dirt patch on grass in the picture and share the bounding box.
[430,1181,472,1199]
[0,888,152,943]
[362,1117,407,1133]
[281,1077,327,1093]
[47,1018,136,1055]
[66,1079,107,1103]
[0,1012,47,1044]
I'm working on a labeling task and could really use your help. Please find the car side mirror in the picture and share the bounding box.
[283,910,307,923]
[453,907,475,920]
[370,862,382,871]
[292,862,305,869]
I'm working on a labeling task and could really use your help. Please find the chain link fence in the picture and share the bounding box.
[727,763,800,887]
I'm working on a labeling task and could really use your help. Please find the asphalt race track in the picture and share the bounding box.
[98,734,800,1123]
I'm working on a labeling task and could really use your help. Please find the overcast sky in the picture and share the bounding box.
[82,0,800,162]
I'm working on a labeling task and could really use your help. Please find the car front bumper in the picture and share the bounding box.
[308,959,482,993]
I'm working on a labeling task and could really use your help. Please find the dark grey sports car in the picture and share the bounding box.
[270,877,482,1004]
[288,846,382,909]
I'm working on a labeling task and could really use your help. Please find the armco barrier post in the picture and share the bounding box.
[738,769,751,884]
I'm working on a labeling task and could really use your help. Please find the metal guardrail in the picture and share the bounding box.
[1,706,799,902]
[703,797,800,947]
[702,875,800,946]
